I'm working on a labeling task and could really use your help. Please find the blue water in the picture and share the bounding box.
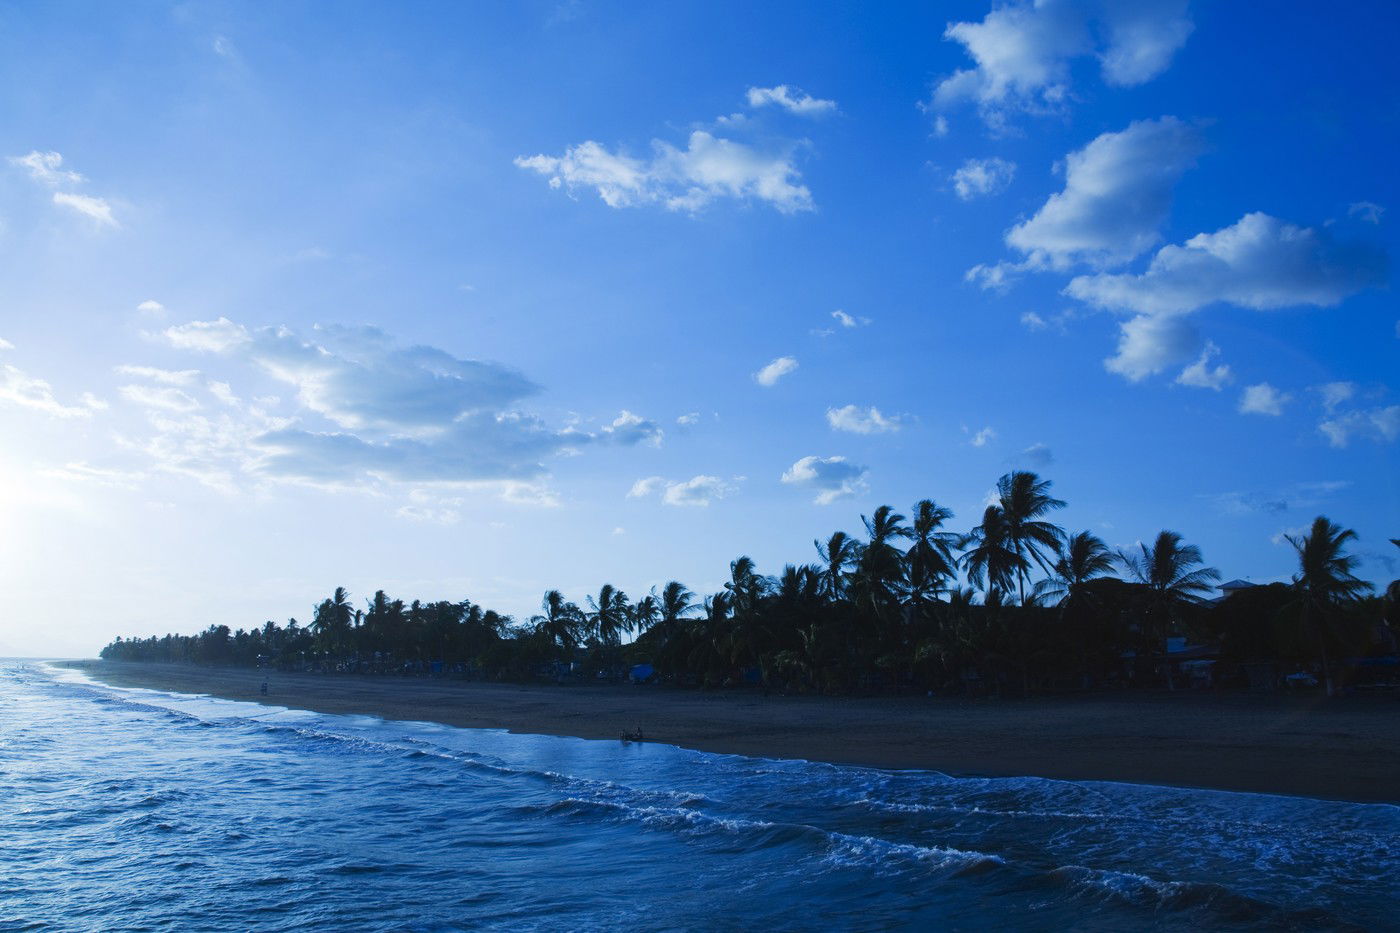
[2,665,1396,931]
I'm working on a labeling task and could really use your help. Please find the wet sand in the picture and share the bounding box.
[67,660,1400,803]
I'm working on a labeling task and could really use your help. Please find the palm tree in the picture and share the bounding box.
[996,471,1066,604]
[531,589,581,652]
[1034,531,1117,607]
[587,584,631,646]
[657,581,697,636]
[724,556,768,619]
[631,592,661,638]
[1286,517,1372,696]
[814,531,860,602]
[1119,531,1219,689]
[853,505,910,615]
[906,499,960,607]
[961,506,1026,602]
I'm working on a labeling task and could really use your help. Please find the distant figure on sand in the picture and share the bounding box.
[621,724,644,743]
[260,681,268,696]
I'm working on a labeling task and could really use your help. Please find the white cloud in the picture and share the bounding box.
[136,320,598,491]
[676,412,700,426]
[1348,201,1384,224]
[826,404,902,434]
[1104,314,1199,382]
[1066,212,1387,315]
[0,364,98,419]
[746,85,837,117]
[628,473,738,506]
[1318,405,1400,447]
[164,317,252,353]
[207,381,240,407]
[0,338,13,351]
[119,384,202,413]
[8,150,84,186]
[781,455,868,505]
[603,410,664,447]
[754,356,798,386]
[52,192,118,227]
[137,300,166,315]
[114,365,199,386]
[951,157,1015,200]
[930,0,1192,129]
[662,474,738,506]
[628,476,665,498]
[1239,383,1290,417]
[831,309,871,328]
[1020,311,1048,331]
[1175,341,1232,390]
[970,426,996,447]
[1316,381,1356,412]
[516,130,813,214]
[1005,117,1202,270]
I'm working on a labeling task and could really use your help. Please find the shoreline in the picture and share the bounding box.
[65,660,1400,804]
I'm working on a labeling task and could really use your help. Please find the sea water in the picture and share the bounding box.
[2,663,1396,931]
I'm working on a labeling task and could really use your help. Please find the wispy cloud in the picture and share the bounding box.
[826,404,902,434]
[754,356,798,386]
[745,85,837,117]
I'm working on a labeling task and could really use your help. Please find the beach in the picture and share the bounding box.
[68,660,1400,803]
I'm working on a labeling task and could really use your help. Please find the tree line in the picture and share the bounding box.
[101,471,1399,697]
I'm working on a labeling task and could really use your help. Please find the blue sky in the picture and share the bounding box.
[1,0,1396,655]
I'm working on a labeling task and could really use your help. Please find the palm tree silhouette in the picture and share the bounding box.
[1119,531,1219,689]
[906,499,960,607]
[813,531,859,603]
[1034,531,1117,607]
[531,589,581,652]
[961,505,1026,602]
[996,471,1066,605]
[1286,516,1372,696]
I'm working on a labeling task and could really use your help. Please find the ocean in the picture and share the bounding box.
[3,663,1396,931]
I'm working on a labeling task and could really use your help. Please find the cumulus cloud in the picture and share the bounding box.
[1066,213,1387,315]
[8,150,84,186]
[676,412,700,426]
[130,320,600,493]
[1104,314,1200,381]
[52,192,118,227]
[137,300,167,315]
[629,474,739,506]
[515,130,813,214]
[1318,405,1400,447]
[1239,383,1289,417]
[781,455,868,505]
[602,410,664,447]
[754,356,798,386]
[0,338,14,350]
[969,426,996,447]
[1005,117,1202,270]
[1316,381,1356,412]
[746,85,837,117]
[826,404,902,434]
[1174,341,1232,390]
[951,157,1015,200]
[164,317,252,353]
[929,0,1192,129]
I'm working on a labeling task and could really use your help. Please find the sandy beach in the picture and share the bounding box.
[67,660,1400,803]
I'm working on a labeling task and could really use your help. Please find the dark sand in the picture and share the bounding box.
[67,661,1400,803]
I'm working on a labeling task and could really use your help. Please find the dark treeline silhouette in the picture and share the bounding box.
[101,472,1399,697]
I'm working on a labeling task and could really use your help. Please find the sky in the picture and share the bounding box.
[1,0,1397,656]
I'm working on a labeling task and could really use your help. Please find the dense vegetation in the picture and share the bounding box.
[101,472,1399,696]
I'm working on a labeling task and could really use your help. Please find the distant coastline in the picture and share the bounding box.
[68,660,1400,805]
